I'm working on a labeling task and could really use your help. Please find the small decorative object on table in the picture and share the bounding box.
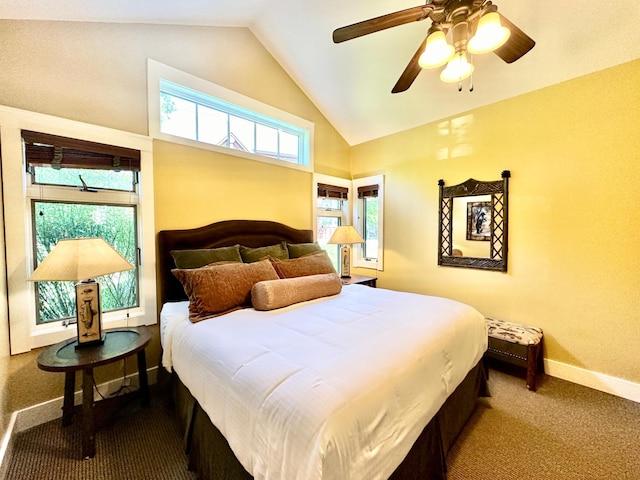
[28,237,134,347]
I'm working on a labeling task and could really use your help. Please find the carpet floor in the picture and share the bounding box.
[4,367,640,479]
[447,365,640,480]
[4,385,195,480]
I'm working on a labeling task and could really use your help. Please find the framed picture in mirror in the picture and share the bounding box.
[466,201,491,241]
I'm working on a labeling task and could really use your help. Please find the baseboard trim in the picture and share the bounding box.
[544,359,640,403]
[0,413,17,480]
[0,366,157,478]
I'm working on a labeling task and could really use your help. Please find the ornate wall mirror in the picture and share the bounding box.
[438,170,510,272]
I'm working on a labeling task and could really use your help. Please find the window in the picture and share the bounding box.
[353,175,384,271]
[0,107,156,354]
[24,131,142,325]
[148,60,314,172]
[313,176,351,271]
[32,201,138,324]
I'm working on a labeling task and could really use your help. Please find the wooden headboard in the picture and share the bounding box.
[157,220,314,304]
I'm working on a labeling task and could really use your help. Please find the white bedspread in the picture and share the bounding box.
[161,284,487,480]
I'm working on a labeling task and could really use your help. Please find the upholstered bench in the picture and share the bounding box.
[485,317,544,391]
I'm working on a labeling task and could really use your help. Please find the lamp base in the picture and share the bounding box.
[340,245,351,278]
[75,334,106,349]
[75,281,104,347]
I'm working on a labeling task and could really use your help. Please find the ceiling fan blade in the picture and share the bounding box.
[391,36,428,94]
[333,6,432,43]
[493,14,535,64]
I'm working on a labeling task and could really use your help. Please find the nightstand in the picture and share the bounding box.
[37,326,152,459]
[341,274,377,288]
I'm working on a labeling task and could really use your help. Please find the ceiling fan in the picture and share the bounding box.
[333,0,535,93]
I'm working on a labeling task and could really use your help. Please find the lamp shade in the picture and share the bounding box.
[468,11,511,54]
[327,225,365,245]
[29,238,134,282]
[418,29,455,69]
[440,52,474,83]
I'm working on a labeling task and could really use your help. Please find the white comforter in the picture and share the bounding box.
[161,284,486,480]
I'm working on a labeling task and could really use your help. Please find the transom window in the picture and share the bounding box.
[159,79,310,167]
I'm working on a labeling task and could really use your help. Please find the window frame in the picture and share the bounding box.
[352,175,385,271]
[30,198,140,325]
[0,105,156,354]
[148,59,314,172]
[312,174,351,271]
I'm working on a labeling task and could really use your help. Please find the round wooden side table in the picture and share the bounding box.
[37,326,152,459]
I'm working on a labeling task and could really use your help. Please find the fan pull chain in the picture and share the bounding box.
[469,53,474,92]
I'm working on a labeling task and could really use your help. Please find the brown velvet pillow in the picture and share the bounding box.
[252,273,342,311]
[269,250,336,279]
[240,242,289,263]
[170,245,242,269]
[286,242,321,258]
[172,259,280,322]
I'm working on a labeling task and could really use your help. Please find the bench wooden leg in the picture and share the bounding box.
[526,343,539,391]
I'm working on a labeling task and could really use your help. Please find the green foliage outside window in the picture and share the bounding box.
[363,197,379,260]
[33,201,138,324]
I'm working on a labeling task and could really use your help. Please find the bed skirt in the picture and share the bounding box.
[171,360,488,480]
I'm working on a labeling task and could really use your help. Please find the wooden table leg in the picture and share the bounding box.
[62,371,75,427]
[82,368,96,459]
[137,350,149,408]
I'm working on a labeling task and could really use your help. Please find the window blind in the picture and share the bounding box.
[22,130,141,171]
[357,184,379,198]
[317,183,348,199]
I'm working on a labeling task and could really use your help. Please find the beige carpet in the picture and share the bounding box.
[5,368,640,479]
[447,365,640,480]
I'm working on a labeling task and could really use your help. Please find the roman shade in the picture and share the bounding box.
[317,183,348,199]
[357,184,379,198]
[22,130,141,171]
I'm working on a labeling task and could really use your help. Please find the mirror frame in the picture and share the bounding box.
[438,170,510,272]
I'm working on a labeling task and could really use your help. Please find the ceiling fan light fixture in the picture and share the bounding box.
[418,29,454,69]
[440,52,474,83]
[468,11,511,54]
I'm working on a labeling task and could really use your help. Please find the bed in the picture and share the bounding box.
[158,219,488,480]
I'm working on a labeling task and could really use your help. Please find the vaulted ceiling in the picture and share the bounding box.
[2,0,639,145]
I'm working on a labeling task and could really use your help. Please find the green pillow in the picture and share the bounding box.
[287,242,321,258]
[240,242,289,263]
[171,245,242,269]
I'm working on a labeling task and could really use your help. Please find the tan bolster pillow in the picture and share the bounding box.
[251,273,342,311]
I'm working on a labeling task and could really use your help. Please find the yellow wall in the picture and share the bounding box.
[0,20,350,431]
[153,141,313,232]
[351,59,640,384]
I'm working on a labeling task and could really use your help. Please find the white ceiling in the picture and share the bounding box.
[2,0,639,145]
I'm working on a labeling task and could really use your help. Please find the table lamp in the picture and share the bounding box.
[327,225,365,278]
[29,238,134,348]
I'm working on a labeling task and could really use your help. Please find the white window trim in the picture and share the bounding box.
[312,173,352,238]
[352,175,384,271]
[147,59,314,173]
[0,105,157,354]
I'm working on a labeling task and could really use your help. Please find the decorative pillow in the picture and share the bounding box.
[171,245,242,269]
[172,259,279,322]
[286,242,322,258]
[268,250,336,278]
[252,273,342,311]
[240,242,289,263]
